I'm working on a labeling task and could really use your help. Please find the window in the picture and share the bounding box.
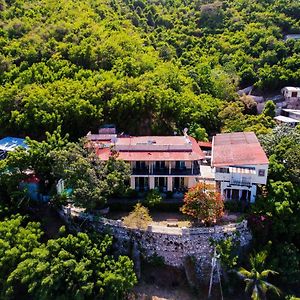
[291,91,298,98]
[216,167,229,173]
[175,161,185,169]
[155,161,166,169]
[258,169,265,177]
[136,161,146,169]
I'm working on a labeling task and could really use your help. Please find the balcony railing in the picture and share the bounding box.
[171,168,200,175]
[133,167,200,176]
[153,168,169,175]
[132,168,149,175]
[230,179,252,187]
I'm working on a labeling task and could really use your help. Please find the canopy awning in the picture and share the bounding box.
[229,167,256,174]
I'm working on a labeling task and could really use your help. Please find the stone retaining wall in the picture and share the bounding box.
[59,207,252,283]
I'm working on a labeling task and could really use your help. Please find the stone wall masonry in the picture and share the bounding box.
[59,207,252,283]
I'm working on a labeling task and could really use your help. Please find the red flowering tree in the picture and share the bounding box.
[181,183,224,225]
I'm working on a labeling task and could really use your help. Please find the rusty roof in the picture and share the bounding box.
[95,136,205,161]
[212,132,269,167]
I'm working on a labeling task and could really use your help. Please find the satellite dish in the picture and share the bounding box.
[174,131,177,136]
[183,128,188,135]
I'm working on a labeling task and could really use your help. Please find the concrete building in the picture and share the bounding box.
[212,132,269,203]
[88,128,268,202]
[281,87,300,101]
[274,108,300,127]
[88,128,205,193]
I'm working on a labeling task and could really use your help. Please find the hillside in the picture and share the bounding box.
[0,0,299,139]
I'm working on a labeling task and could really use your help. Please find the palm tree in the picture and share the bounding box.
[237,251,281,300]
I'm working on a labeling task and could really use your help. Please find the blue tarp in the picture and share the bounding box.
[0,137,28,151]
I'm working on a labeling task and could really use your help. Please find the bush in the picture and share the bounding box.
[144,189,162,207]
[123,203,152,229]
[123,188,138,199]
[181,183,224,225]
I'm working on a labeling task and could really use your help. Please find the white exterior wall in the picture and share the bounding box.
[215,164,268,203]
[214,164,268,185]
[281,87,300,100]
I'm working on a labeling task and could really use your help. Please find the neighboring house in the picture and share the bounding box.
[274,109,300,127]
[281,86,300,101]
[87,128,205,193]
[211,132,269,203]
[87,127,269,202]
[0,137,28,159]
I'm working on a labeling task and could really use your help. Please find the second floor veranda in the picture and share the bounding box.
[131,160,201,176]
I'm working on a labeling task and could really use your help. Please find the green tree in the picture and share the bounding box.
[263,101,276,118]
[52,144,130,210]
[0,216,137,300]
[237,251,281,300]
[0,127,69,202]
[123,203,152,229]
[6,233,136,300]
[188,123,209,141]
[145,189,162,208]
[181,183,224,225]
[0,215,43,296]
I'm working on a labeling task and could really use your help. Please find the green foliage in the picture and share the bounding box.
[144,189,162,208]
[1,0,298,138]
[188,123,208,141]
[270,242,300,286]
[237,251,281,300]
[0,131,130,210]
[263,100,276,118]
[259,125,300,182]
[219,101,275,134]
[52,144,130,210]
[0,127,69,201]
[123,203,152,229]
[0,215,43,295]
[211,236,240,270]
[0,215,136,299]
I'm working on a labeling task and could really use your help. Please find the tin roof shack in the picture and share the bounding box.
[0,137,28,159]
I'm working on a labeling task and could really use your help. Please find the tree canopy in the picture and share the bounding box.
[0,215,136,300]
[0,0,299,138]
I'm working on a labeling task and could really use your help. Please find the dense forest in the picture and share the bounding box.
[0,0,299,139]
[1,0,300,298]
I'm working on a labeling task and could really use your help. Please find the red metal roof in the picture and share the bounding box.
[95,136,205,161]
[198,141,212,148]
[212,132,268,167]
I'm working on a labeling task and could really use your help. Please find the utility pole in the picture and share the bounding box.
[208,247,223,300]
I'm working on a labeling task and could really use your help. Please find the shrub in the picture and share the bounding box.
[144,189,162,207]
[123,188,138,199]
[123,203,152,229]
[181,183,224,225]
[224,200,250,213]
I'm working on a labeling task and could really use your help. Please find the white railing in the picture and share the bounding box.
[230,178,252,186]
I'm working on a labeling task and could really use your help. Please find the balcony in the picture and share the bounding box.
[171,167,200,175]
[132,167,200,176]
[230,179,252,187]
[132,168,149,175]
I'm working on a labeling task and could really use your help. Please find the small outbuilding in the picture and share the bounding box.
[281,87,300,101]
[0,137,28,159]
